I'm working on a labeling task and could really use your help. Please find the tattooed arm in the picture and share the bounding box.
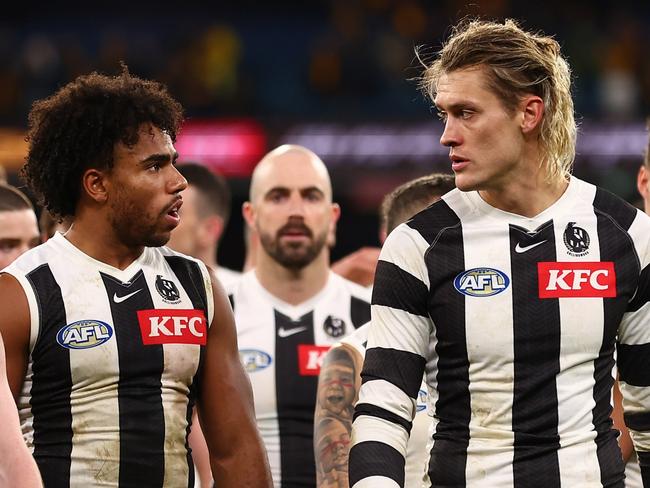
[314,343,363,488]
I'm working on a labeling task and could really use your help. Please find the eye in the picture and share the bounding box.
[267,192,285,203]
[0,241,17,253]
[460,110,474,120]
[304,191,322,202]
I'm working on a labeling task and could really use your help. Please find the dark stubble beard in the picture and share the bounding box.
[259,222,329,271]
[109,194,170,248]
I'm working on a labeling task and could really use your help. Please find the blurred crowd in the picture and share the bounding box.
[1,0,650,125]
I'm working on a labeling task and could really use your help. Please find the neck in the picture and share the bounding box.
[254,250,330,306]
[65,212,143,270]
[479,158,569,217]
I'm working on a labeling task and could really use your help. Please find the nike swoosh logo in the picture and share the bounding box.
[514,240,547,253]
[113,289,143,303]
[278,326,307,338]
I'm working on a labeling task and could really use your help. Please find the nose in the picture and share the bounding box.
[287,192,306,216]
[170,165,188,194]
[440,118,461,148]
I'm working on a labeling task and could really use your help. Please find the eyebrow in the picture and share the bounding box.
[265,186,325,196]
[139,151,179,165]
[434,100,476,112]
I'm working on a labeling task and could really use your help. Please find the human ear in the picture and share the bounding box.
[81,168,109,204]
[520,96,544,134]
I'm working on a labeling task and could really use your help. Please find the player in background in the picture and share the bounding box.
[315,173,454,488]
[232,144,371,487]
[167,162,241,289]
[350,19,650,487]
[164,162,242,487]
[0,184,40,270]
[610,120,650,488]
[0,184,42,487]
[0,69,271,488]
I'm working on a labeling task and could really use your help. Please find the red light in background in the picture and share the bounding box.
[176,119,267,177]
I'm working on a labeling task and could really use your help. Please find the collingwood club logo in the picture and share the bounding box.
[155,275,181,303]
[323,316,346,338]
[563,222,590,257]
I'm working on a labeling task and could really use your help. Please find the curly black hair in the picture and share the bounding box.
[22,68,184,218]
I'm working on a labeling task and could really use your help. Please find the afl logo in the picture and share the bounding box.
[239,349,272,373]
[454,268,510,297]
[56,320,113,350]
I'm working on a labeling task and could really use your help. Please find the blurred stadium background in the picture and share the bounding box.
[1,0,649,269]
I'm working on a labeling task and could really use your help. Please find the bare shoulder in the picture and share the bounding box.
[0,273,30,333]
[0,273,31,397]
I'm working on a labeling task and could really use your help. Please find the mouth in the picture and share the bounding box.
[450,154,469,172]
[278,225,312,240]
[164,198,183,226]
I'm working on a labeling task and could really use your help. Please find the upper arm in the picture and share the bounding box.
[0,273,31,400]
[196,267,256,454]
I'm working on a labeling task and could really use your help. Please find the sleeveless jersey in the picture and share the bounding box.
[231,270,371,487]
[340,323,432,487]
[3,233,214,488]
[350,177,650,488]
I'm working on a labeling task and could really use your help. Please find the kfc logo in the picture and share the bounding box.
[538,262,616,298]
[137,309,207,345]
[298,345,331,376]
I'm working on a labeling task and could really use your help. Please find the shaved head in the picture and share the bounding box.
[244,144,339,272]
[249,145,333,203]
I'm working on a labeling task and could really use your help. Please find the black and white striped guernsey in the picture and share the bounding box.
[349,177,650,488]
[3,232,214,488]
[230,270,370,487]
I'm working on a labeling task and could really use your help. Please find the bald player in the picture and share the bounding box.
[229,145,371,487]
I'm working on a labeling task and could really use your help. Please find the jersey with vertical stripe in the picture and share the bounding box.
[349,177,650,488]
[340,323,432,487]
[3,232,214,488]
[231,270,371,487]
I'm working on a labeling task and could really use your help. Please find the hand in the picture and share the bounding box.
[331,247,381,287]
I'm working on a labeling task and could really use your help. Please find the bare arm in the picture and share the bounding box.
[0,332,42,487]
[198,268,272,487]
[612,378,634,462]
[314,344,363,488]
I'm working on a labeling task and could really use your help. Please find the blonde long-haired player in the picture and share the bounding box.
[349,19,650,487]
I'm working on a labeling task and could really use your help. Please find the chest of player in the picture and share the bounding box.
[236,304,354,378]
[234,298,362,416]
[31,268,206,394]
[425,215,639,360]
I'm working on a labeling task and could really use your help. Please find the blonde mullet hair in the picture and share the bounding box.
[420,19,576,183]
